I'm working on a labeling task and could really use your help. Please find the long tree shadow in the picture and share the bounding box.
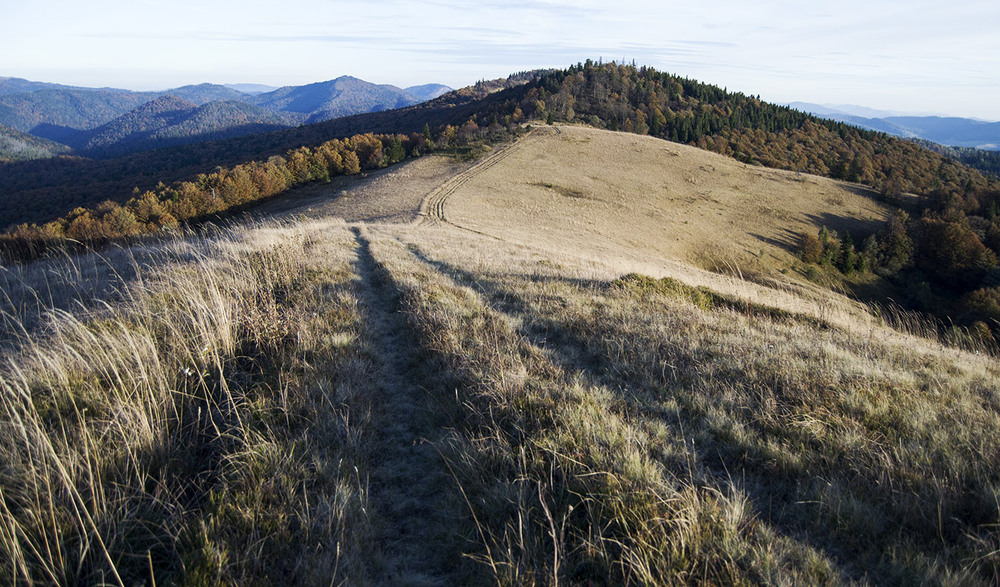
[350,227,478,584]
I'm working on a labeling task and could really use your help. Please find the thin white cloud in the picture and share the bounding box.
[0,0,997,119]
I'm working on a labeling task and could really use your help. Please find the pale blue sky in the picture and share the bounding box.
[1,0,997,119]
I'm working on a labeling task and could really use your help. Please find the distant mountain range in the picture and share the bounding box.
[65,95,294,158]
[0,76,452,159]
[789,102,1000,150]
[402,84,453,101]
[252,76,424,124]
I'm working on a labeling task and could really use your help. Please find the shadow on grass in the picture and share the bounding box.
[399,243,978,584]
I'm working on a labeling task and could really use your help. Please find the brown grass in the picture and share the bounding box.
[445,125,888,273]
[0,220,386,584]
[367,221,1000,584]
[251,154,471,223]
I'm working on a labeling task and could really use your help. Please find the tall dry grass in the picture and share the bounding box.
[375,226,1000,584]
[367,233,820,585]
[0,220,379,584]
[4,212,998,584]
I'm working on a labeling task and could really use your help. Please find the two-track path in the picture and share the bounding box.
[415,132,530,227]
[338,133,532,584]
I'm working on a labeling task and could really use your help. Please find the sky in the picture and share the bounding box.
[1,0,998,120]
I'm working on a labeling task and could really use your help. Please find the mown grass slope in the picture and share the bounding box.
[2,127,998,584]
[446,125,889,277]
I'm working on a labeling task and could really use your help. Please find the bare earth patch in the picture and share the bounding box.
[251,154,472,223]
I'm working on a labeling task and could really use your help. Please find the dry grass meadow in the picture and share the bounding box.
[2,125,998,584]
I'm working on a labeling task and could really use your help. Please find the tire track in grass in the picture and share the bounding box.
[349,226,464,586]
[415,131,532,227]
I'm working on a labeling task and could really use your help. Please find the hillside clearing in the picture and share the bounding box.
[443,125,889,274]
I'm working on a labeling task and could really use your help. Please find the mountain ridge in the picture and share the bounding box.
[3,120,998,585]
[251,75,424,123]
[0,75,452,157]
[3,64,994,232]
[790,101,1000,149]
[69,94,294,157]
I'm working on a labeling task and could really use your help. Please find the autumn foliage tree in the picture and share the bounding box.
[799,232,822,264]
[915,216,998,290]
[1,131,422,259]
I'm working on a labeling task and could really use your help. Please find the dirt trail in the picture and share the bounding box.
[349,227,463,586]
[415,132,531,226]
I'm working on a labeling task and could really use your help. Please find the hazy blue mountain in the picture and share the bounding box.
[0,89,156,135]
[404,83,453,101]
[790,102,1000,149]
[0,75,448,156]
[787,102,902,119]
[0,123,71,161]
[0,77,130,96]
[881,116,1000,149]
[164,83,254,105]
[223,83,278,95]
[253,76,421,123]
[73,95,294,157]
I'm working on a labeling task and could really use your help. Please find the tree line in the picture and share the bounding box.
[0,122,511,262]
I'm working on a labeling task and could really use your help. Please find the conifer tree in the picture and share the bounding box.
[838,231,856,274]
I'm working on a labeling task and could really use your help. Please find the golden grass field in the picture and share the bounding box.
[2,125,998,585]
[447,125,887,268]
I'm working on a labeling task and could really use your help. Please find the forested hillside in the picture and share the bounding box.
[0,89,155,137]
[0,76,448,162]
[252,76,421,123]
[71,96,294,157]
[915,139,1000,178]
[0,124,70,161]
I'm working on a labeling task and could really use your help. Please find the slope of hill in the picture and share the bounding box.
[791,102,1000,149]
[2,129,997,583]
[0,89,155,136]
[72,95,294,157]
[0,123,71,161]
[404,83,452,101]
[253,75,421,123]
[71,94,199,150]
[442,125,888,274]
